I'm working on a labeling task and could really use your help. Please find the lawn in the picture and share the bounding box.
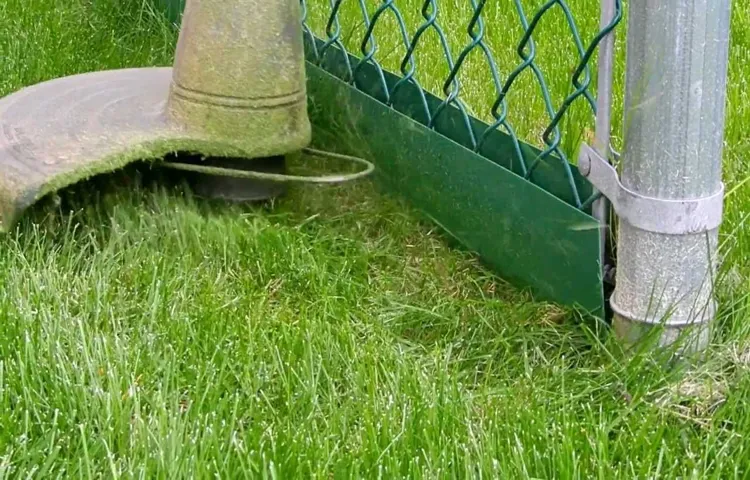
[1,0,750,478]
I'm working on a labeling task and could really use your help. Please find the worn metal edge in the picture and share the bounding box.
[306,63,605,316]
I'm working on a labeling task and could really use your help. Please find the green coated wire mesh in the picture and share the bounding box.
[300,0,622,210]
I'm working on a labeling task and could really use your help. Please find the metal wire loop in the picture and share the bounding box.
[161,147,375,184]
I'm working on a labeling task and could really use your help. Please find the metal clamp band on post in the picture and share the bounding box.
[609,293,717,328]
[578,143,724,235]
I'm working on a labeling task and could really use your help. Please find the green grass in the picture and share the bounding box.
[1,0,750,477]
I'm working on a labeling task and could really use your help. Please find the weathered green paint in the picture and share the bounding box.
[306,64,604,315]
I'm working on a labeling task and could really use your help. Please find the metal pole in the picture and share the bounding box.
[612,0,732,352]
[593,0,616,282]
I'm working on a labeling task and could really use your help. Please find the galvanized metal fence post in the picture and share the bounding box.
[592,0,617,284]
[586,0,732,352]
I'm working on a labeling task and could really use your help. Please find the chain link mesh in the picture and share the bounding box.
[301,0,622,210]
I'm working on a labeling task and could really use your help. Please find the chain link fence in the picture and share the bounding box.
[301,0,622,210]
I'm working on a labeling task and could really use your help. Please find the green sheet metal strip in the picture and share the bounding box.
[306,63,603,315]
[155,0,184,23]
[306,39,595,211]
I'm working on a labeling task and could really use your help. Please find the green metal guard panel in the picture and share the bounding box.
[306,63,603,315]
[155,0,184,22]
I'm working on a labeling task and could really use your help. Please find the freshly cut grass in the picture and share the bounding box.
[1,0,750,478]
